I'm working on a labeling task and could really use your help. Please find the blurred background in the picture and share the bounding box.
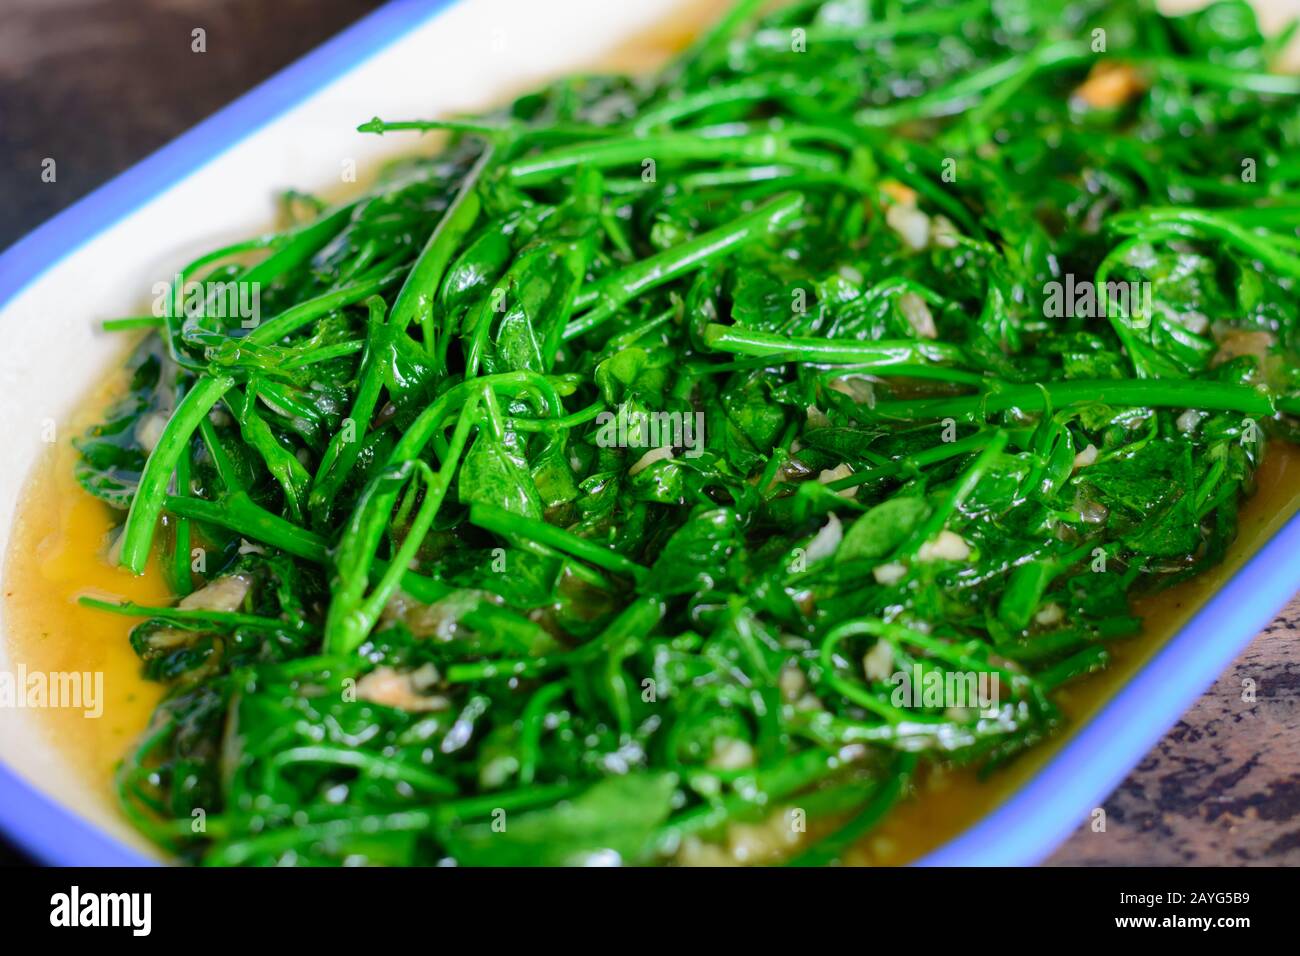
[0,0,384,252]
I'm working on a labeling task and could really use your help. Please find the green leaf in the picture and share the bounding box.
[458,431,544,519]
[647,507,741,596]
[997,561,1056,631]
[442,772,678,866]
[836,496,929,564]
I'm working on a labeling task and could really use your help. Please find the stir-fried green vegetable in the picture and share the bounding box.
[77,0,1300,865]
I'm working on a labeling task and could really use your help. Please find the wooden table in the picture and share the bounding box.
[1048,595,1300,865]
[0,0,384,251]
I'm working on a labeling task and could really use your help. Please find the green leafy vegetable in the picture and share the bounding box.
[76,0,1300,866]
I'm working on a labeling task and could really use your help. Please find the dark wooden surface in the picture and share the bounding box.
[1,0,1297,867]
[0,0,384,252]
[1047,596,1300,865]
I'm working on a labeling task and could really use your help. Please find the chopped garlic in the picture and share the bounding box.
[915,530,970,562]
[817,463,856,498]
[1072,443,1099,470]
[410,662,441,691]
[862,640,894,682]
[898,291,937,339]
[931,215,960,249]
[1035,603,1064,627]
[356,666,449,712]
[709,737,755,771]
[382,589,484,641]
[805,513,843,563]
[1176,409,1202,434]
[1212,329,1274,367]
[837,743,868,763]
[727,812,802,864]
[179,573,252,612]
[142,628,192,651]
[873,561,908,585]
[628,445,674,476]
[778,665,807,703]
[886,203,930,251]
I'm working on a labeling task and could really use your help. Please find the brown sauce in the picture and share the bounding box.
[3,365,170,789]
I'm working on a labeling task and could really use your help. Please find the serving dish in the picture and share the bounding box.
[1,0,1297,867]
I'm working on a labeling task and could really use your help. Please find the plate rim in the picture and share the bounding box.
[1,0,1296,868]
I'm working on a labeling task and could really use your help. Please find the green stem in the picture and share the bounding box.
[117,375,234,573]
[565,193,805,339]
